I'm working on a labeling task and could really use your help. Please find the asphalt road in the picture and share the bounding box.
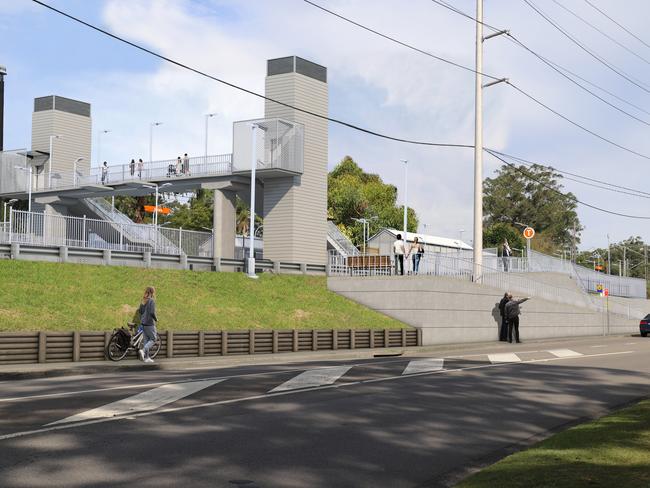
[0,335,648,488]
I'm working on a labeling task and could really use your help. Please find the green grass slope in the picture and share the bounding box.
[0,260,406,332]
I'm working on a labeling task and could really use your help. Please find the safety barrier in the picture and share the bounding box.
[0,328,420,365]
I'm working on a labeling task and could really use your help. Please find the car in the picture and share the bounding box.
[640,315,650,337]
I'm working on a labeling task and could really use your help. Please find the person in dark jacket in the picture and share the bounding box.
[498,293,510,342]
[138,286,158,363]
[505,294,531,343]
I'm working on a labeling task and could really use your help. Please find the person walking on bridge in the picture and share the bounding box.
[505,294,530,343]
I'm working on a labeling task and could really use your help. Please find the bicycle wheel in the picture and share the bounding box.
[106,333,129,361]
[148,334,162,359]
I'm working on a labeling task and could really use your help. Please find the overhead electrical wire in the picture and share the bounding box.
[430,0,650,117]
[521,0,650,94]
[30,0,472,150]
[550,0,650,67]
[582,0,650,52]
[484,149,650,220]
[304,0,650,161]
[486,148,650,199]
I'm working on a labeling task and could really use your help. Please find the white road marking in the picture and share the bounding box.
[0,351,634,442]
[590,345,606,348]
[488,353,521,363]
[402,358,444,375]
[46,379,226,425]
[625,342,637,345]
[269,366,352,392]
[548,349,583,358]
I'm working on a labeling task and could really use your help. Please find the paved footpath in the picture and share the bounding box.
[0,335,648,488]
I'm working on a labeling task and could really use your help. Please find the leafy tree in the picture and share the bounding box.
[577,236,648,279]
[328,156,418,246]
[483,163,582,252]
[483,222,525,255]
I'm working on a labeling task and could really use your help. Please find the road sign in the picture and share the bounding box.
[523,227,535,239]
[596,284,603,294]
[595,265,603,271]
[604,288,609,297]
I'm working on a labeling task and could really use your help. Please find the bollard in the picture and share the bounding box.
[273,261,281,274]
[143,251,152,268]
[59,246,68,263]
[73,331,81,362]
[213,256,222,272]
[38,332,47,363]
[167,331,174,358]
[301,263,308,275]
[103,249,112,266]
[180,253,188,270]
[10,242,19,260]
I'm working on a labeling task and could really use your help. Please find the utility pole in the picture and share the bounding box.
[644,245,648,282]
[472,0,483,283]
[607,234,611,275]
[623,246,627,277]
[472,0,508,282]
[0,65,6,152]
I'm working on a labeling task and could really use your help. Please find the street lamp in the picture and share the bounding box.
[247,123,259,279]
[204,113,217,158]
[73,157,84,187]
[352,216,378,254]
[14,166,32,212]
[48,134,61,188]
[149,122,163,165]
[142,182,171,227]
[400,159,408,243]
[96,129,111,167]
[514,221,532,258]
[3,198,17,222]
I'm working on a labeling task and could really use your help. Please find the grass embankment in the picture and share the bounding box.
[457,399,650,488]
[0,260,405,332]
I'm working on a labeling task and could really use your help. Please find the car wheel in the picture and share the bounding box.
[641,331,648,337]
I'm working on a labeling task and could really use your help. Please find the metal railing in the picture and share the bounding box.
[327,221,359,258]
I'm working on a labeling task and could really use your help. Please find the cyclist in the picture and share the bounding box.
[138,286,158,363]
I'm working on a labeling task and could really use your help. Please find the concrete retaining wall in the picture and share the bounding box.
[328,275,640,345]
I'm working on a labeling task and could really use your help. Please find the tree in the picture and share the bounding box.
[483,222,525,254]
[328,156,418,246]
[483,163,582,252]
[577,236,648,279]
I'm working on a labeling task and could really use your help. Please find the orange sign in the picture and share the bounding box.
[144,205,171,215]
[523,227,535,239]
[604,289,609,297]
[595,265,603,271]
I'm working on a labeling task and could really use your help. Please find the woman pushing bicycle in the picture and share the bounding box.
[138,286,158,363]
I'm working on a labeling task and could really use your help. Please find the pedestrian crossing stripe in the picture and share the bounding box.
[488,353,521,363]
[269,366,353,393]
[402,358,444,375]
[548,349,583,358]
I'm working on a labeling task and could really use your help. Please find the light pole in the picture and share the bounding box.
[14,166,32,212]
[459,229,465,242]
[96,129,111,168]
[204,113,217,158]
[149,122,163,165]
[247,123,259,278]
[607,234,611,275]
[48,134,61,188]
[401,159,408,243]
[73,157,84,187]
[3,198,17,222]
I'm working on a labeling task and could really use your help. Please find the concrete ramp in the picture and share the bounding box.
[328,275,639,346]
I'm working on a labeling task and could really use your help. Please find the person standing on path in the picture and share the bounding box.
[129,159,136,177]
[503,238,512,272]
[393,234,405,276]
[498,292,510,342]
[138,286,158,363]
[137,158,144,179]
[407,237,423,275]
[101,161,109,185]
[505,294,530,343]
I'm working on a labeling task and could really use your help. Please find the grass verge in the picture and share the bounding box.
[457,399,650,488]
[0,260,406,332]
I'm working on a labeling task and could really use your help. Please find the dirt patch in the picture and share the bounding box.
[293,309,311,321]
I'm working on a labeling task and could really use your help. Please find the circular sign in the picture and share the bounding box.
[523,227,535,239]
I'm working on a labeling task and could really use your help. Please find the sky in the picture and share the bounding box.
[2,0,650,251]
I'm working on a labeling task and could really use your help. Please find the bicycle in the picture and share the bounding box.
[106,322,162,361]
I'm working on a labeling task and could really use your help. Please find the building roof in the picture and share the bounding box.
[369,228,473,250]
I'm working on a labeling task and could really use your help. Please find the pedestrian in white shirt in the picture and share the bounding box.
[393,234,405,276]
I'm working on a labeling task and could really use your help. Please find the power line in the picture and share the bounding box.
[484,149,650,220]
[30,0,472,150]
[521,0,650,94]
[550,0,650,66]
[302,0,501,81]
[430,0,650,118]
[305,0,650,160]
[582,0,650,52]
[487,148,650,199]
